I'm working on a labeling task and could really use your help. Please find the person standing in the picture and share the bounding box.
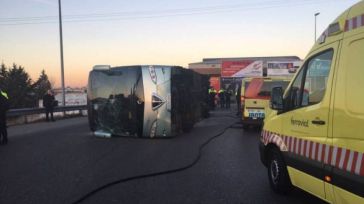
[43,90,56,122]
[225,88,231,109]
[208,87,217,110]
[0,88,9,145]
[218,89,225,108]
[235,84,242,116]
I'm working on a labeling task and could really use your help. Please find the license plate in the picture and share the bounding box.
[248,110,265,119]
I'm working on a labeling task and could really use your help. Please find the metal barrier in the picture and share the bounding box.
[7,105,87,117]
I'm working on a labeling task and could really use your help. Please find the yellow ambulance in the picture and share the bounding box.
[240,77,252,111]
[259,1,364,203]
[241,77,291,129]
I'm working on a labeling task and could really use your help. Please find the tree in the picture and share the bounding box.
[0,63,8,90]
[6,63,36,108]
[33,69,52,100]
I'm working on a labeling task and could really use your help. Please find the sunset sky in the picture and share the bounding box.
[0,0,360,87]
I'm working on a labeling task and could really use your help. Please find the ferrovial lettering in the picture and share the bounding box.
[290,117,309,127]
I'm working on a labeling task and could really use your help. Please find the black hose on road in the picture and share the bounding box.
[72,123,235,204]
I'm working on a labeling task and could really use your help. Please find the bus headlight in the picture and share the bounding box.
[150,120,157,138]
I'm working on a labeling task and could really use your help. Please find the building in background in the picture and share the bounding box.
[189,56,302,91]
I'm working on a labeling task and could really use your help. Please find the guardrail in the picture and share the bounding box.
[7,105,87,117]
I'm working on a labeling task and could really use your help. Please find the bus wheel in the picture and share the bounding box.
[267,148,291,194]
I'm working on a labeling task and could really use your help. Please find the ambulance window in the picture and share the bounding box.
[287,68,304,109]
[302,50,333,106]
[284,49,333,111]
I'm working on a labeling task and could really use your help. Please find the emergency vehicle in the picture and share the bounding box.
[259,1,364,203]
[240,77,252,110]
[241,77,290,129]
[239,77,251,118]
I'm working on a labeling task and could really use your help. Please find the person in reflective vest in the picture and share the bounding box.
[0,88,9,145]
[208,87,217,110]
[1,90,8,100]
[218,89,225,108]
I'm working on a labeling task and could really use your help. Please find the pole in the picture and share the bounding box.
[314,12,320,43]
[314,15,316,42]
[58,0,66,107]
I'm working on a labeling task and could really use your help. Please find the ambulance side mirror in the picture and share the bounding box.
[270,87,284,111]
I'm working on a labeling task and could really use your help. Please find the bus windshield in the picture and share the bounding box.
[88,67,144,137]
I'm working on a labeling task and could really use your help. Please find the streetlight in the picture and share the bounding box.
[58,0,66,107]
[314,12,320,42]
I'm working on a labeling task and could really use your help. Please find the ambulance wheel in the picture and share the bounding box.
[267,148,291,194]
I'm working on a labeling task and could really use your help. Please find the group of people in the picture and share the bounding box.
[208,87,232,109]
[0,89,57,145]
[208,84,242,116]
[218,88,232,108]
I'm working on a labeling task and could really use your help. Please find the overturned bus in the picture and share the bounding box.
[87,65,209,138]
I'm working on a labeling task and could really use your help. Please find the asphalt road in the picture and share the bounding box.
[0,109,325,204]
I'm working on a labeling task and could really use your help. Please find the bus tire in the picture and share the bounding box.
[267,148,292,194]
